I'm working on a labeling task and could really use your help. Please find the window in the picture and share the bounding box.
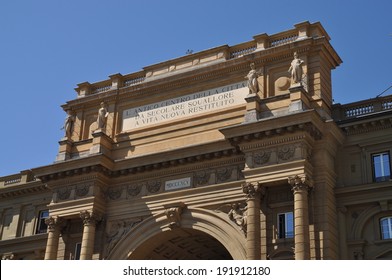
[372,152,391,182]
[278,212,294,239]
[35,210,49,234]
[74,243,81,260]
[380,217,392,240]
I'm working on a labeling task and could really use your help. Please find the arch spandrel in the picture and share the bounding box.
[108,207,246,260]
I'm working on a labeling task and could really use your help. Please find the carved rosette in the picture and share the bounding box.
[216,167,232,182]
[57,187,71,200]
[164,203,187,229]
[278,145,295,161]
[253,150,271,165]
[75,184,90,197]
[107,187,122,200]
[80,210,101,226]
[288,174,312,193]
[147,181,161,193]
[127,184,142,197]
[45,216,64,231]
[194,171,210,186]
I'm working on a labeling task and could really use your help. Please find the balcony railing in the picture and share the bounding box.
[332,95,392,121]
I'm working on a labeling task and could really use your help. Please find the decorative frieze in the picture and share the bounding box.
[106,187,123,201]
[216,167,233,183]
[253,150,271,165]
[56,183,93,201]
[127,184,142,197]
[277,145,295,161]
[194,170,211,186]
[75,184,90,197]
[146,181,161,193]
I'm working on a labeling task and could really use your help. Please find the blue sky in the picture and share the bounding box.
[0,0,391,176]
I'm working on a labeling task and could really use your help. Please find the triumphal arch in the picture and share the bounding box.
[32,21,344,260]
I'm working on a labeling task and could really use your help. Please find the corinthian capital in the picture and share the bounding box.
[242,182,265,199]
[45,216,64,231]
[288,174,312,192]
[80,210,101,226]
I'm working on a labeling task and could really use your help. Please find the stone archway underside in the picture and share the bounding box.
[141,228,232,260]
[109,208,246,260]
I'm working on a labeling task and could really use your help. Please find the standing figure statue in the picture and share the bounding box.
[288,52,304,85]
[62,110,75,139]
[245,62,259,94]
[97,102,109,130]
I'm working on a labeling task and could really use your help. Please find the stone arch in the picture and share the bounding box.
[351,205,380,240]
[108,207,246,260]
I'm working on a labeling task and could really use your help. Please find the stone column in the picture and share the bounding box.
[289,175,312,260]
[242,182,264,260]
[44,216,63,260]
[79,210,100,260]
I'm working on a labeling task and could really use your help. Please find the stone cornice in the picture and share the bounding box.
[31,141,244,184]
[0,233,48,249]
[339,115,392,136]
[0,182,48,199]
[31,154,114,183]
[220,110,323,148]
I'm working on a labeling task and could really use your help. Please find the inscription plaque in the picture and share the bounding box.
[122,82,247,131]
[165,178,192,191]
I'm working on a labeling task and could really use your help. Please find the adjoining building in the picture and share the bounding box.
[1,21,391,260]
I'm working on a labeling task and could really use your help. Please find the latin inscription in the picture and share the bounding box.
[122,82,247,130]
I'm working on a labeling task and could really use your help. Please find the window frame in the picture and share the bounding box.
[35,209,49,234]
[380,216,392,240]
[74,242,82,260]
[277,212,294,239]
[371,151,391,182]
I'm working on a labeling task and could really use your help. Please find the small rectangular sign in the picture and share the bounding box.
[165,177,192,191]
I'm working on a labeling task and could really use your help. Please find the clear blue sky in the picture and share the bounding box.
[0,0,391,176]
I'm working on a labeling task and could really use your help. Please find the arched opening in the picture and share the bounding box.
[129,228,232,260]
[108,207,246,260]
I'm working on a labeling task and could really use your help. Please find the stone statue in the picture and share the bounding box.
[228,202,247,233]
[288,52,304,85]
[97,102,109,129]
[62,110,75,139]
[245,62,259,94]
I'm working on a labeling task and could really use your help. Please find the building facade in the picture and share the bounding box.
[1,21,391,260]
